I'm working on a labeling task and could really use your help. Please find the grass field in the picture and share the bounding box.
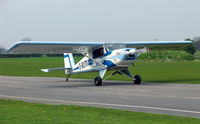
[138,50,197,61]
[0,57,200,84]
[0,99,200,124]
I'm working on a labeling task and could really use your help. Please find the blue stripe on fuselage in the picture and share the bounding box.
[88,59,93,65]
[104,50,113,57]
[73,67,79,71]
[103,60,115,68]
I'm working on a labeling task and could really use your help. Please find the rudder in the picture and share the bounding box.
[64,53,75,74]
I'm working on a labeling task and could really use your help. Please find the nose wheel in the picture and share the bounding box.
[134,75,141,84]
[94,76,102,86]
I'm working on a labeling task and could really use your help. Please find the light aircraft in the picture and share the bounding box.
[8,41,192,86]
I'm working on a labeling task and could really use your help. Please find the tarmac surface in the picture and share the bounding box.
[0,76,200,118]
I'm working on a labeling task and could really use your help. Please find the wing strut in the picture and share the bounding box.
[75,50,107,69]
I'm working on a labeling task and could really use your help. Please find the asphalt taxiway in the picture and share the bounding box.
[0,76,200,118]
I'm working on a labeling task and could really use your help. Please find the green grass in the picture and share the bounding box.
[0,57,200,84]
[138,50,197,61]
[0,99,200,124]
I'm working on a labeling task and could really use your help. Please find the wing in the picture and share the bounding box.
[124,41,192,50]
[8,41,192,54]
[8,41,104,54]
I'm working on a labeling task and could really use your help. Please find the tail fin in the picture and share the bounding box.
[64,53,75,74]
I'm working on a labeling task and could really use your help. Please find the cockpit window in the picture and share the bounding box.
[93,47,104,59]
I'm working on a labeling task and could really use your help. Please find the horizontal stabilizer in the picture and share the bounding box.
[40,67,71,73]
[41,69,50,73]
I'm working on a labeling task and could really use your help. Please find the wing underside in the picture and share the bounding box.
[125,41,192,50]
[8,41,192,54]
[8,41,104,54]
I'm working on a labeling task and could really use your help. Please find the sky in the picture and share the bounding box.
[0,0,200,49]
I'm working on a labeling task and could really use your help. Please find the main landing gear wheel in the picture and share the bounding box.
[94,76,102,86]
[134,75,142,85]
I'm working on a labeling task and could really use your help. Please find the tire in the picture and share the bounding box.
[94,76,102,86]
[134,75,142,85]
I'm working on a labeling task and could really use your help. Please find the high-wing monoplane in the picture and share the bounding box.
[8,41,192,86]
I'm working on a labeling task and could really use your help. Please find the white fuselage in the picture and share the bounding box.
[71,48,138,74]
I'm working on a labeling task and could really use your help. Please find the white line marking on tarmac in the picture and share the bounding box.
[0,94,200,114]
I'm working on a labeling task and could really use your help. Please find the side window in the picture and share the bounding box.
[93,47,104,59]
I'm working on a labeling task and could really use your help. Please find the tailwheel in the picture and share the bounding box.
[94,76,102,86]
[66,74,71,82]
[134,75,142,85]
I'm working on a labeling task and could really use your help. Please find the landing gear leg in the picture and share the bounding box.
[66,74,71,82]
[93,69,106,86]
[120,68,142,85]
[103,71,123,81]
